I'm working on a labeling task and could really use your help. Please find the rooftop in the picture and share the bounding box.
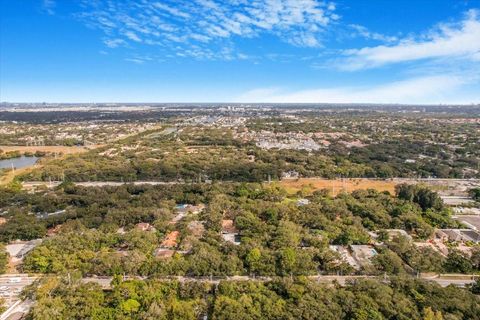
[161,231,180,248]
[221,220,238,234]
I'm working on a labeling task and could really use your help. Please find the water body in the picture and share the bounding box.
[0,156,38,169]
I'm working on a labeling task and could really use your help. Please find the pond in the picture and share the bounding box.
[0,156,38,169]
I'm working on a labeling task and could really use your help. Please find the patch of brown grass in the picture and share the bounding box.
[0,145,104,185]
[0,145,100,154]
[279,178,398,196]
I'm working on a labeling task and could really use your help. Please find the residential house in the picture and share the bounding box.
[350,245,377,268]
[135,222,156,232]
[221,220,240,245]
[161,231,180,248]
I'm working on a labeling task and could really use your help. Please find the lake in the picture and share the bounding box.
[0,156,38,169]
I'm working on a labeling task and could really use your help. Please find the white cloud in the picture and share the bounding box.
[124,31,142,42]
[77,0,339,60]
[152,2,190,19]
[236,75,478,104]
[104,38,126,48]
[42,0,56,15]
[125,55,154,64]
[125,58,145,64]
[339,9,480,70]
[349,24,397,43]
[287,32,321,47]
[189,33,211,42]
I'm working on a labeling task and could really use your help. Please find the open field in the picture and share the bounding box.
[279,178,480,197]
[0,166,40,186]
[0,145,100,154]
[0,146,101,185]
[279,178,398,195]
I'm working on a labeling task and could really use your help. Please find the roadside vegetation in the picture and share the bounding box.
[24,276,480,320]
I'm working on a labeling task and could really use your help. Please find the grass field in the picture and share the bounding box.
[0,166,36,185]
[0,145,99,154]
[0,145,100,185]
[279,178,398,195]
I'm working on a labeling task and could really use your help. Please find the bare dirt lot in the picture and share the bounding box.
[280,178,480,197]
[279,178,398,195]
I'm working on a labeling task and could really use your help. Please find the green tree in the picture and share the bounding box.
[372,249,406,275]
[120,298,141,314]
[443,249,473,273]
[246,248,262,275]
[423,307,443,320]
[469,188,480,201]
[0,244,8,274]
[278,248,297,276]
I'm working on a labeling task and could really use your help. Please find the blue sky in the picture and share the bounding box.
[1,0,480,103]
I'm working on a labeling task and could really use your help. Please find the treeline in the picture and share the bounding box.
[20,121,480,183]
[0,243,8,274]
[0,149,46,160]
[25,277,480,320]
[0,109,178,123]
[22,145,477,182]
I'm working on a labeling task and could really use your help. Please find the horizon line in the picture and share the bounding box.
[2,101,480,106]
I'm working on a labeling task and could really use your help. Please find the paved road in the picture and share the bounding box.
[0,299,34,320]
[76,181,182,187]
[81,274,476,288]
[22,177,480,190]
[22,181,182,188]
[0,275,37,320]
[1,273,477,290]
[0,276,37,287]
[0,275,37,298]
[432,278,476,287]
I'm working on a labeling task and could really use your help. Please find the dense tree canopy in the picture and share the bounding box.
[0,183,472,277]
[24,277,480,320]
